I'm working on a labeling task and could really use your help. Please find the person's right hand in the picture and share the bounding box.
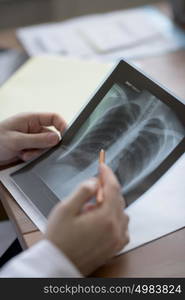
[45,163,129,276]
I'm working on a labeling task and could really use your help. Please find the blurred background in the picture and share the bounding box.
[0,0,171,29]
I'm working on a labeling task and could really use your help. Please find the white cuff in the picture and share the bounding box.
[0,240,82,278]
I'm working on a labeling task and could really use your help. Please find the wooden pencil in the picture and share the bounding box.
[99,149,105,165]
[97,149,105,203]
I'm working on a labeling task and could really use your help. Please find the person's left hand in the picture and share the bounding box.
[0,112,67,165]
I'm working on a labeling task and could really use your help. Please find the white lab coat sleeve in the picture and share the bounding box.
[0,240,83,278]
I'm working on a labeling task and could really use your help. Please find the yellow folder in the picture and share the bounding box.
[0,56,112,124]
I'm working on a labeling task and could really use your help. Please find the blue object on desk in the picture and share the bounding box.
[0,48,9,52]
[0,49,28,86]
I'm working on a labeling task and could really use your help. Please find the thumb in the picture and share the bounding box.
[66,178,98,215]
[15,131,60,150]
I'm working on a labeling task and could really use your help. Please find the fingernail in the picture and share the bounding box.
[47,132,59,145]
[22,153,31,161]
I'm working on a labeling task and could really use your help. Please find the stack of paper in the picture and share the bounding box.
[0,56,112,123]
[17,6,185,61]
[78,9,160,53]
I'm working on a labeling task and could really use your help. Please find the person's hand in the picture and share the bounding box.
[0,113,66,165]
[45,163,129,276]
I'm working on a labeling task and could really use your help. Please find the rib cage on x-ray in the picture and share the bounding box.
[34,84,184,202]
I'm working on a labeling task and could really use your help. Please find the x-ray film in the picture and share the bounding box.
[10,61,185,217]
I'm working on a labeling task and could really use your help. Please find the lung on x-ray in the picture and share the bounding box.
[11,82,185,217]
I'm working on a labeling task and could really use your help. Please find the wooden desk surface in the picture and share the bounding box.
[0,3,185,277]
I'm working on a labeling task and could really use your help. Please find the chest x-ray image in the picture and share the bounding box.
[11,82,185,215]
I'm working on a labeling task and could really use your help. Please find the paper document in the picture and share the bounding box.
[0,56,112,123]
[17,6,185,61]
[78,9,160,53]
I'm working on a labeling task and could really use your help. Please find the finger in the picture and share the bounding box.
[99,163,122,205]
[66,178,98,215]
[14,131,60,150]
[19,127,61,159]
[100,163,119,187]
[40,127,62,140]
[11,112,67,133]
[19,149,46,161]
[36,113,67,132]
[82,203,97,213]
[40,127,56,133]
